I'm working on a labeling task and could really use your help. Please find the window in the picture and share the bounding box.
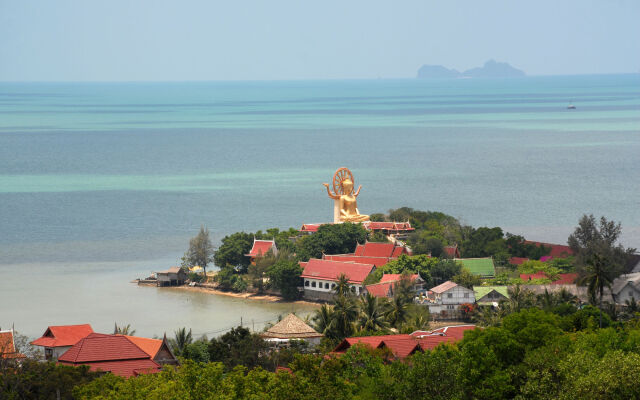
[325,283,329,289]
[331,283,336,289]
[447,305,455,310]
[311,281,316,288]
[351,286,356,292]
[464,293,469,298]
[304,280,309,287]
[447,293,453,298]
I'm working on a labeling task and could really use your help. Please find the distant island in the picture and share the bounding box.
[417,59,525,79]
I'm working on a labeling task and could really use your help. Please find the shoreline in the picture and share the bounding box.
[149,283,321,308]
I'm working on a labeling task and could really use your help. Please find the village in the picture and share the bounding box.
[3,167,640,391]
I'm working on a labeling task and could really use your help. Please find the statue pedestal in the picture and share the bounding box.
[333,199,341,223]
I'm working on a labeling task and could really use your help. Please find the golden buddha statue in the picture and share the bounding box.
[323,167,370,223]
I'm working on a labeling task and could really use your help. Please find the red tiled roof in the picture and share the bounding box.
[443,245,460,258]
[509,257,530,265]
[520,272,548,281]
[301,259,375,284]
[57,333,161,378]
[430,325,477,340]
[78,359,160,378]
[246,240,275,257]
[379,274,419,284]
[524,241,573,258]
[323,254,393,267]
[363,222,414,232]
[334,334,412,352]
[0,330,25,359]
[365,282,394,298]
[382,337,421,358]
[299,224,325,232]
[553,273,578,285]
[430,281,458,294]
[353,242,409,258]
[31,324,94,348]
[118,335,162,358]
[520,272,578,285]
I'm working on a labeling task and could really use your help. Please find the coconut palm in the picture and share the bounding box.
[386,294,410,329]
[312,304,335,336]
[358,293,390,332]
[505,285,534,313]
[536,288,556,311]
[556,287,578,304]
[171,327,193,356]
[334,273,352,297]
[474,306,505,327]
[579,254,614,327]
[113,323,136,336]
[332,295,358,339]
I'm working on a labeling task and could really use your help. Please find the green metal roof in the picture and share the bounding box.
[474,286,509,300]
[455,258,495,277]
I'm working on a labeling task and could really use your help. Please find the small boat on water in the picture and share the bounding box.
[567,101,576,109]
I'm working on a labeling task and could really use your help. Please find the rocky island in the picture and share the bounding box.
[417,59,525,79]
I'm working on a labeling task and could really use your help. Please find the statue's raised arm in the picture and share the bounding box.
[323,183,340,199]
[354,185,362,197]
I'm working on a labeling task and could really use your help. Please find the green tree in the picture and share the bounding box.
[452,267,482,289]
[181,225,216,277]
[331,295,358,339]
[358,293,390,332]
[113,323,135,336]
[267,259,302,300]
[333,273,352,297]
[170,327,193,356]
[386,293,410,329]
[312,304,335,336]
[208,327,267,371]
[579,254,615,327]
[295,222,367,261]
[214,231,254,272]
[181,340,210,363]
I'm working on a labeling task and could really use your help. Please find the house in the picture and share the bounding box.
[443,245,461,259]
[323,254,393,267]
[509,257,529,265]
[0,329,26,362]
[524,241,573,258]
[261,313,323,347]
[520,272,578,285]
[57,333,161,378]
[454,257,496,277]
[626,253,640,273]
[361,221,415,238]
[611,272,640,304]
[156,267,187,287]
[245,239,277,265]
[420,281,475,316]
[301,259,376,301]
[31,324,94,361]
[353,241,412,258]
[365,274,425,298]
[332,325,476,359]
[474,286,509,306]
[118,334,178,365]
[299,223,325,235]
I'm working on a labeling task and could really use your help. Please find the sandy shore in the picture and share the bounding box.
[160,284,321,307]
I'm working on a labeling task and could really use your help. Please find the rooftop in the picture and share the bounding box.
[301,259,375,284]
[31,324,94,348]
[454,257,496,277]
[430,280,458,294]
[261,313,323,339]
[246,239,276,257]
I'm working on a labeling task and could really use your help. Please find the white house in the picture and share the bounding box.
[612,272,640,304]
[420,281,475,316]
[300,259,376,301]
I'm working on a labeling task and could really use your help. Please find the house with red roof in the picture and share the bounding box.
[333,325,476,359]
[245,239,277,265]
[365,273,426,298]
[299,223,325,234]
[520,272,578,285]
[524,241,573,258]
[442,245,461,259]
[31,324,94,361]
[301,259,376,301]
[353,242,412,258]
[118,334,178,366]
[298,221,414,238]
[1,329,26,362]
[57,333,161,378]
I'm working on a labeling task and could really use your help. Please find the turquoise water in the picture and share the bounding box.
[1,75,639,337]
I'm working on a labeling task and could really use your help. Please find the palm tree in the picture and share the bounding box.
[386,294,409,329]
[171,327,193,356]
[358,293,389,332]
[536,288,556,311]
[312,304,335,336]
[556,287,578,304]
[113,323,136,336]
[332,295,358,339]
[474,306,505,327]
[579,254,614,328]
[334,274,352,297]
[505,285,534,313]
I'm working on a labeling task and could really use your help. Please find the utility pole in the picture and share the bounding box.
[240,317,243,327]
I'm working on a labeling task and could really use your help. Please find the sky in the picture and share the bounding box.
[1,0,639,81]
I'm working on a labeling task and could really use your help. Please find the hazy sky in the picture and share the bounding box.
[1,0,639,81]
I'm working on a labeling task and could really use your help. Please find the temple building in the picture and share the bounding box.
[300,259,376,301]
[245,239,277,265]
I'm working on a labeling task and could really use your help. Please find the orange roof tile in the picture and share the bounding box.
[31,324,94,348]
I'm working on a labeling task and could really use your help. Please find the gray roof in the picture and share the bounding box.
[612,272,640,294]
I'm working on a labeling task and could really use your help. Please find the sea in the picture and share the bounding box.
[1,75,639,339]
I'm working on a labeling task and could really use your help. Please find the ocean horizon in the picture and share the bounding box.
[1,74,639,338]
